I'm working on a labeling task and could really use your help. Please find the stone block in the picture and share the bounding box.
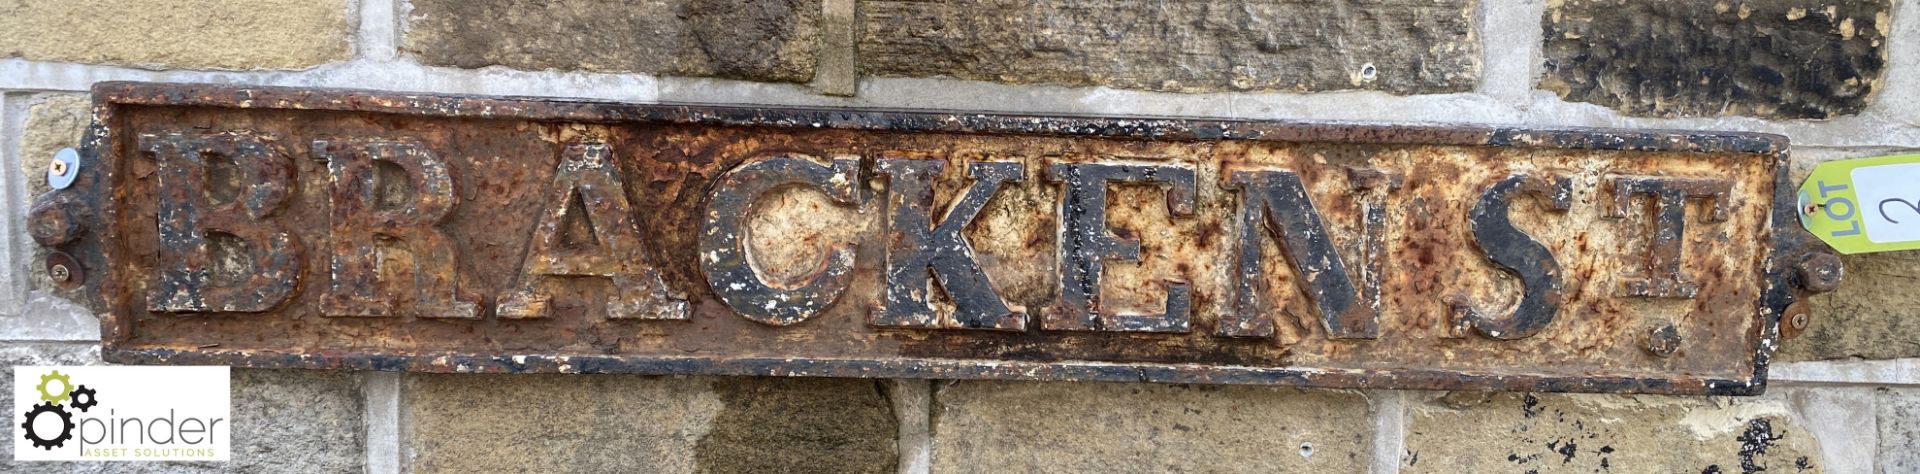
[929,381,1370,473]
[1777,250,1920,361]
[1403,392,1823,473]
[0,0,350,70]
[404,0,821,83]
[1881,388,1920,474]
[226,370,365,473]
[860,0,1479,94]
[404,375,895,473]
[1541,0,1889,119]
[1777,387,1877,474]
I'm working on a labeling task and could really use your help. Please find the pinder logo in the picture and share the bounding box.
[21,370,91,450]
[13,366,229,461]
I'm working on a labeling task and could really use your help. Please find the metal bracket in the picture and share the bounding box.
[1778,228,1845,340]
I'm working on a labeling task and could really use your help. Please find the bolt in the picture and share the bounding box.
[49,160,68,177]
[49,264,70,282]
[1795,253,1844,293]
[1790,311,1810,330]
[1645,324,1681,357]
[28,201,81,246]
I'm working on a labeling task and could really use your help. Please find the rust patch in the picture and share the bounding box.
[34,82,1838,395]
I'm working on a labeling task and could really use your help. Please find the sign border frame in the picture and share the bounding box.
[74,82,1809,395]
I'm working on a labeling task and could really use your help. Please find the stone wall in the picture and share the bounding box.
[2,0,1917,472]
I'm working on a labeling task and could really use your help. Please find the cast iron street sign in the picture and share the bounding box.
[32,83,1841,395]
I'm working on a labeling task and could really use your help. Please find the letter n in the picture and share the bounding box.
[1222,169,1378,339]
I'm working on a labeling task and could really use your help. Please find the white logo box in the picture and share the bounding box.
[14,366,229,461]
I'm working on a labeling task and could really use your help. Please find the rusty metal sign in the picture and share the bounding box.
[33,82,1842,394]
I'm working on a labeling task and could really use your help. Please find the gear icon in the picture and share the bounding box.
[68,385,97,412]
[21,401,74,450]
[36,370,72,404]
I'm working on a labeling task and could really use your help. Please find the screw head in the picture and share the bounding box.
[43,251,83,290]
[1781,301,1813,339]
[48,148,80,190]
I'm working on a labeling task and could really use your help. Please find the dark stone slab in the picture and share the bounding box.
[1541,0,1889,119]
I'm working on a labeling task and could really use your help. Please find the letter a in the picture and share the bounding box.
[499,143,686,320]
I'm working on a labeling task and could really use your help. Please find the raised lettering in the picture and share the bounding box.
[1452,174,1573,340]
[141,131,302,312]
[498,143,686,320]
[1045,162,1197,332]
[701,154,864,326]
[1346,167,1399,338]
[1605,176,1734,298]
[1220,168,1391,339]
[873,158,1027,330]
[312,138,479,319]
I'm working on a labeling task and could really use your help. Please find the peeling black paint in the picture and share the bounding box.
[1543,0,1889,119]
[1735,419,1785,474]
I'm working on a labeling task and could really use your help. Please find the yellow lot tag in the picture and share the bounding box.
[1799,154,1920,254]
